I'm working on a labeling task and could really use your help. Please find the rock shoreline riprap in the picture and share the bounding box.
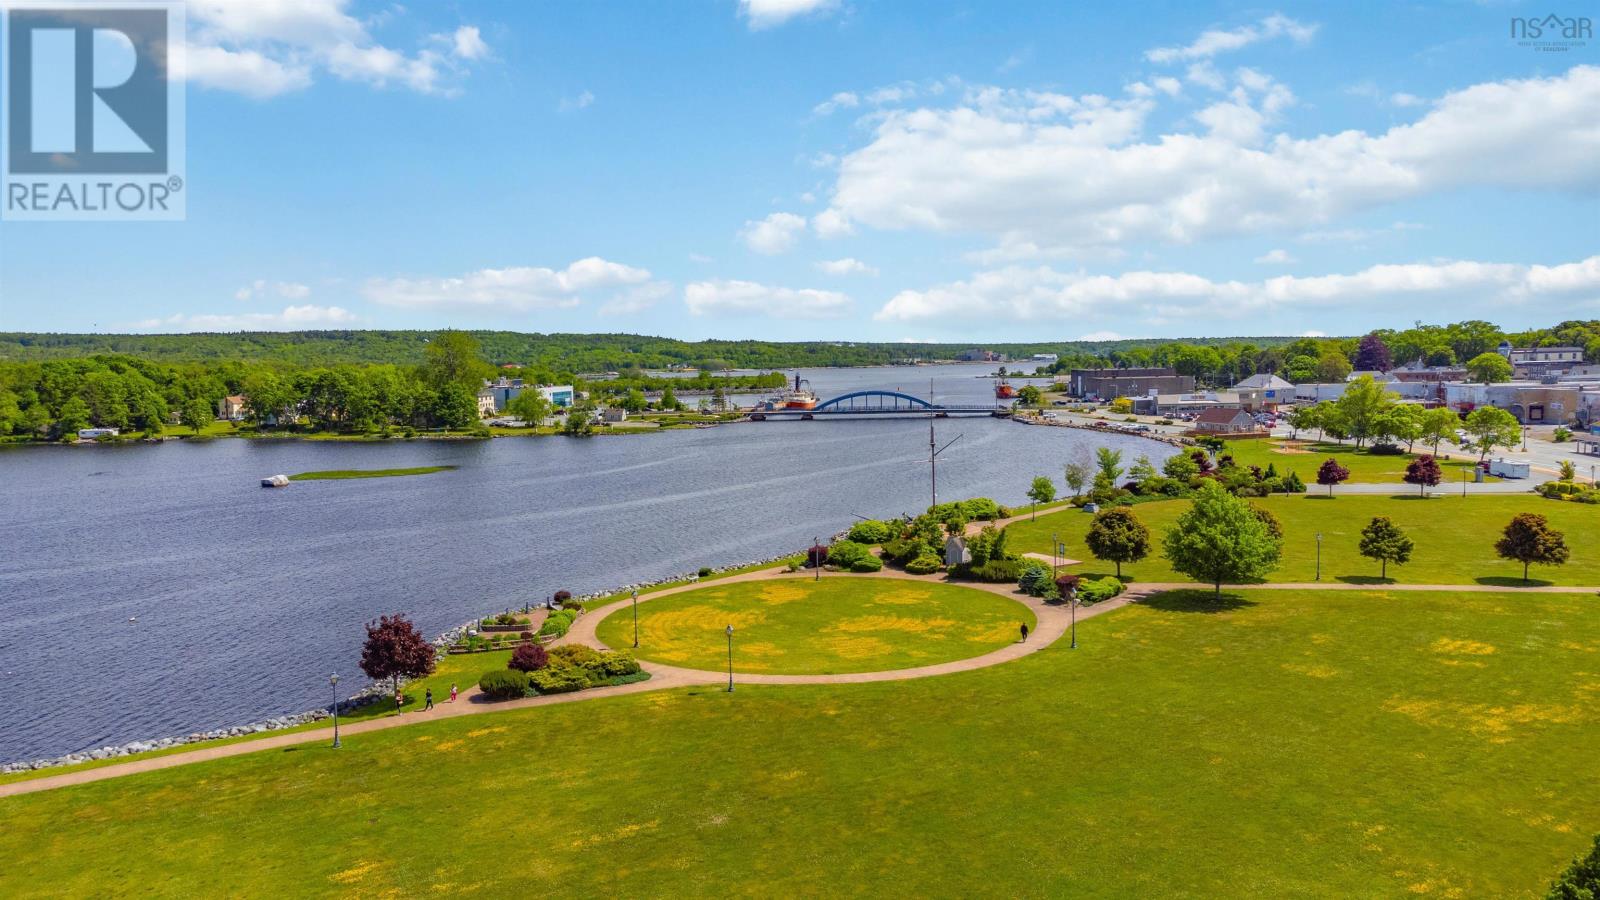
[0,551,805,775]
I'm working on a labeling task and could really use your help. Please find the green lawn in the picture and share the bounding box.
[2,589,1596,896]
[1212,438,1494,484]
[594,577,1034,674]
[1007,494,1599,586]
[287,465,457,480]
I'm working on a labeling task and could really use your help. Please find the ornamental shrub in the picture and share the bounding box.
[1018,560,1054,596]
[478,669,531,700]
[1075,576,1124,605]
[904,554,943,575]
[508,643,549,673]
[826,540,873,568]
[599,651,642,678]
[847,519,893,544]
[552,590,572,604]
[529,665,591,695]
[698,566,714,577]
[549,643,603,670]
[848,555,883,573]
[538,609,577,638]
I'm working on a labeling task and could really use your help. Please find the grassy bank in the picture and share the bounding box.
[2,588,1595,895]
[288,466,457,481]
[1007,493,1599,585]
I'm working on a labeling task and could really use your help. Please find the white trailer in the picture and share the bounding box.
[1487,458,1531,479]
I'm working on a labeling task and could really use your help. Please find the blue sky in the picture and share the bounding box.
[0,0,1595,341]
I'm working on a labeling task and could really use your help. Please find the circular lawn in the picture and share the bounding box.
[594,576,1036,675]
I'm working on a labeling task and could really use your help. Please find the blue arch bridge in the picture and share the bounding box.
[746,390,1010,420]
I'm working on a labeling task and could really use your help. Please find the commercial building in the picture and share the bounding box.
[1132,391,1242,416]
[477,378,576,414]
[1192,408,1260,434]
[1443,382,1583,424]
[1066,367,1194,399]
[1230,374,1295,411]
[1499,341,1585,377]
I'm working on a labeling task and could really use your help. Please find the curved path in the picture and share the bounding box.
[6,568,1594,800]
[0,568,1125,800]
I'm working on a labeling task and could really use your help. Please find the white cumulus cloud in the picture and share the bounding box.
[739,212,808,254]
[364,257,666,314]
[1145,14,1318,64]
[739,0,840,30]
[685,280,853,318]
[124,305,358,332]
[815,257,878,276]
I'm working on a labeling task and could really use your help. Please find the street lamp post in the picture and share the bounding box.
[814,535,821,581]
[329,674,341,749]
[1069,585,1078,650]
[1052,532,1058,574]
[1462,468,1468,497]
[1315,532,1323,582]
[725,625,735,692]
[631,590,639,649]
[1522,425,1529,452]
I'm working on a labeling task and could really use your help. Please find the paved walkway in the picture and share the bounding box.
[7,565,1594,801]
[1,567,1123,800]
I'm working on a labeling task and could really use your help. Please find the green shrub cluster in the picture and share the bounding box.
[539,609,578,637]
[1018,561,1059,599]
[478,669,531,700]
[904,554,943,575]
[1075,576,1125,605]
[847,519,893,544]
[1538,481,1600,504]
[848,555,883,572]
[953,558,1022,582]
[928,497,1005,522]
[826,540,874,569]
[527,645,646,694]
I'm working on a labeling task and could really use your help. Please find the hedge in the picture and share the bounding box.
[904,554,943,575]
[847,555,883,573]
[952,558,1022,583]
[538,609,578,637]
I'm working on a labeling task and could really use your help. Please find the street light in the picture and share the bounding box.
[814,535,821,582]
[1315,532,1323,582]
[1069,584,1078,650]
[1052,532,1058,574]
[1522,424,1529,451]
[631,590,639,649]
[329,673,341,749]
[725,625,735,692]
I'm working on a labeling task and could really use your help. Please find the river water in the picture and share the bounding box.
[0,364,1168,761]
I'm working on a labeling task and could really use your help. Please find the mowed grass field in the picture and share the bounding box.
[2,589,1596,897]
[594,577,1034,674]
[1008,494,1599,586]
[1208,438,1493,484]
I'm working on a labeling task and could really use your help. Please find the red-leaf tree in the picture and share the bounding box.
[1403,454,1442,497]
[1495,513,1570,584]
[1316,458,1351,496]
[360,614,436,695]
[509,642,549,673]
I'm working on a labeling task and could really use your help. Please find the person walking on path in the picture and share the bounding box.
[1020,622,1029,643]
[424,688,434,711]
[449,683,458,703]
[394,688,403,713]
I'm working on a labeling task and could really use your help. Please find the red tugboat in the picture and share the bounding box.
[994,378,1017,400]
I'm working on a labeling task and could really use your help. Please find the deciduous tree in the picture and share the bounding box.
[1316,458,1350,496]
[1359,516,1413,579]
[1026,475,1056,520]
[1085,507,1150,578]
[1466,351,1513,384]
[1161,481,1282,597]
[1495,513,1569,584]
[1464,406,1521,461]
[360,614,437,696]
[1403,454,1442,497]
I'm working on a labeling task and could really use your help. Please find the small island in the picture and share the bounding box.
[287,466,457,481]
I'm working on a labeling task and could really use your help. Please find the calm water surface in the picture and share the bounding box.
[0,364,1167,761]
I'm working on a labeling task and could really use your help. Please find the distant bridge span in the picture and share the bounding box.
[748,389,1008,420]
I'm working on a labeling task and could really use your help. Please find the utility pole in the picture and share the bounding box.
[925,378,962,509]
